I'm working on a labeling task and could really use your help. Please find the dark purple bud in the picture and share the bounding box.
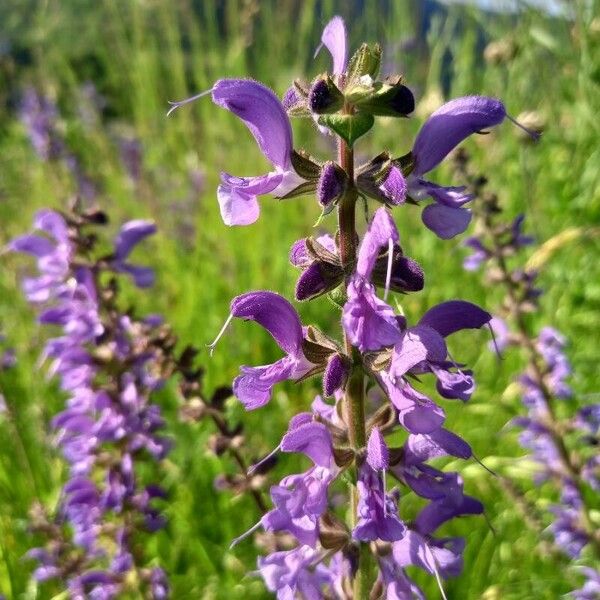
[295,262,328,301]
[308,78,344,114]
[282,86,300,110]
[317,162,346,209]
[323,354,350,397]
[389,85,415,115]
[391,256,424,292]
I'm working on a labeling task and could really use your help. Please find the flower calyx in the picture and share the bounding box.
[319,511,350,551]
[299,326,351,397]
[308,75,345,115]
[356,151,416,207]
[345,75,415,118]
[293,237,345,302]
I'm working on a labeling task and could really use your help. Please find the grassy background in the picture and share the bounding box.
[1,0,599,597]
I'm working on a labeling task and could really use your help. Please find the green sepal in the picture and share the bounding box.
[290,150,322,180]
[346,79,414,117]
[392,151,416,177]
[277,180,317,200]
[347,42,382,82]
[318,113,374,146]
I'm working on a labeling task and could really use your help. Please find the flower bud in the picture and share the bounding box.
[308,76,344,114]
[317,162,347,210]
[295,262,328,302]
[323,353,350,396]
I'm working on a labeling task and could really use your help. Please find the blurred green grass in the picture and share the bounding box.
[0,0,599,597]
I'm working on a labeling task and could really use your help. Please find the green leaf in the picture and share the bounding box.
[318,113,374,146]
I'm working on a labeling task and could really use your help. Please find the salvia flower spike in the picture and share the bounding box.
[167,13,535,598]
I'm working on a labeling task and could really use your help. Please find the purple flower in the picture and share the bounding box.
[342,208,403,351]
[258,545,335,599]
[13,210,169,595]
[378,300,490,433]
[261,420,336,546]
[353,463,405,542]
[212,79,303,226]
[314,16,348,75]
[463,236,490,271]
[229,291,314,410]
[18,88,63,161]
[110,220,156,288]
[408,97,508,239]
[571,567,600,600]
[9,210,71,303]
[378,553,425,599]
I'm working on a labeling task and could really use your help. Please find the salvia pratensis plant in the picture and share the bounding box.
[169,16,538,598]
[456,149,600,598]
[9,202,171,598]
[10,200,280,598]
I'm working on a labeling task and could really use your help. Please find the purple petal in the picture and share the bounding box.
[34,209,69,242]
[231,291,303,354]
[281,421,333,467]
[217,184,261,226]
[415,494,483,535]
[421,204,472,239]
[220,171,284,195]
[115,264,155,288]
[233,356,296,410]
[342,280,402,352]
[417,182,473,208]
[9,234,54,257]
[367,427,389,470]
[433,366,475,401]
[412,96,506,175]
[357,208,400,279]
[405,429,472,464]
[379,166,407,205]
[289,239,310,267]
[212,79,292,169]
[382,376,445,434]
[114,220,156,260]
[390,326,447,378]
[419,300,491,338]
[316,16,348,75]
[393,531,464,579]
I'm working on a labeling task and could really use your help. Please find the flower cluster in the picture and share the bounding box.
[166,15,532,597]
[10,203,170,598]
[456,149,600,595]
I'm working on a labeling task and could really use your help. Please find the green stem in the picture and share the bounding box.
[338,136,370,599]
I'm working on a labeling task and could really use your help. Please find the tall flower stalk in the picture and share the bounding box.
[170,16,534,598]
[10,202,170,598]
[456,149,600,596]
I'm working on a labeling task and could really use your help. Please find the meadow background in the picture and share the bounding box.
[0,0,599,598]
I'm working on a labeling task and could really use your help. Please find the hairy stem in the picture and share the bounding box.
[338,135,370,599]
